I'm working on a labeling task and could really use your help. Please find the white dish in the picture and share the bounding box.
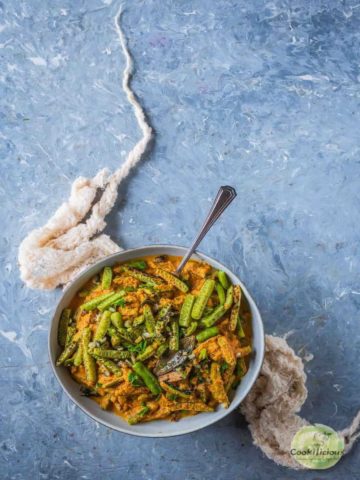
[49,245,265,437]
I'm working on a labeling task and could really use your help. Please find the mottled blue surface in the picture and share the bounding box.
[1,0,360,478]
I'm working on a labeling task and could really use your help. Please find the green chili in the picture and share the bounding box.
[155,306,172,336]
[191,279,215,320]
[94,311,111,341]
[217,270,230,289]
[126,260,147,270]
[73,343,83,367]
[196,326,219,343]
[65,325,76,346]
[185,321,198,336]
[56,341,77,366]
[58,308,71,347]
[101,266,113,290]
[110,311,123,330]
[169,320,180,351]
[128,405,150,425]
[97,358,122,375]
[143,304,155,335]
[161,382,192,399]
[136,342,159,362]
[201,305,225,328]
[133,314,145,326]
[133,361,162,395]
[198,348,208,361]
[90,348,131,360]
[156,342,169,358]
[123,267,161,286]
[107,325,122,347]
[82,327,97,385]
[97,291,125,312]
[179,294,195,327]
[229,285,241,331]
[117,327,134,343]
[238,316,246,338]
[224,285,233,310]
[215,283,226,305]
[100,377,123,389]
[80,292,115,311]
[154,268,189,293]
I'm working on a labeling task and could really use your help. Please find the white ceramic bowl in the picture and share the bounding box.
[49,245,264,437]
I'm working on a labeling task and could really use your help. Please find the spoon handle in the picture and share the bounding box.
[175,186,237,276]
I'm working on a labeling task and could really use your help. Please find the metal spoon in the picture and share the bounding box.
[175,185,237,276]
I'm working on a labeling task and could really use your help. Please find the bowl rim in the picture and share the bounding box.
[48,244,265,437]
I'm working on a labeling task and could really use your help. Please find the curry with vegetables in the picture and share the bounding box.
[56,255,252,424]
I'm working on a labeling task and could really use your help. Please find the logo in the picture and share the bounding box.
[291,424,344,469]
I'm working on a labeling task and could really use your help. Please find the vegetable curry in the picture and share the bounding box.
[56,255,252,424]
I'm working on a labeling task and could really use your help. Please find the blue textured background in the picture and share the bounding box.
[1,0,360,478]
